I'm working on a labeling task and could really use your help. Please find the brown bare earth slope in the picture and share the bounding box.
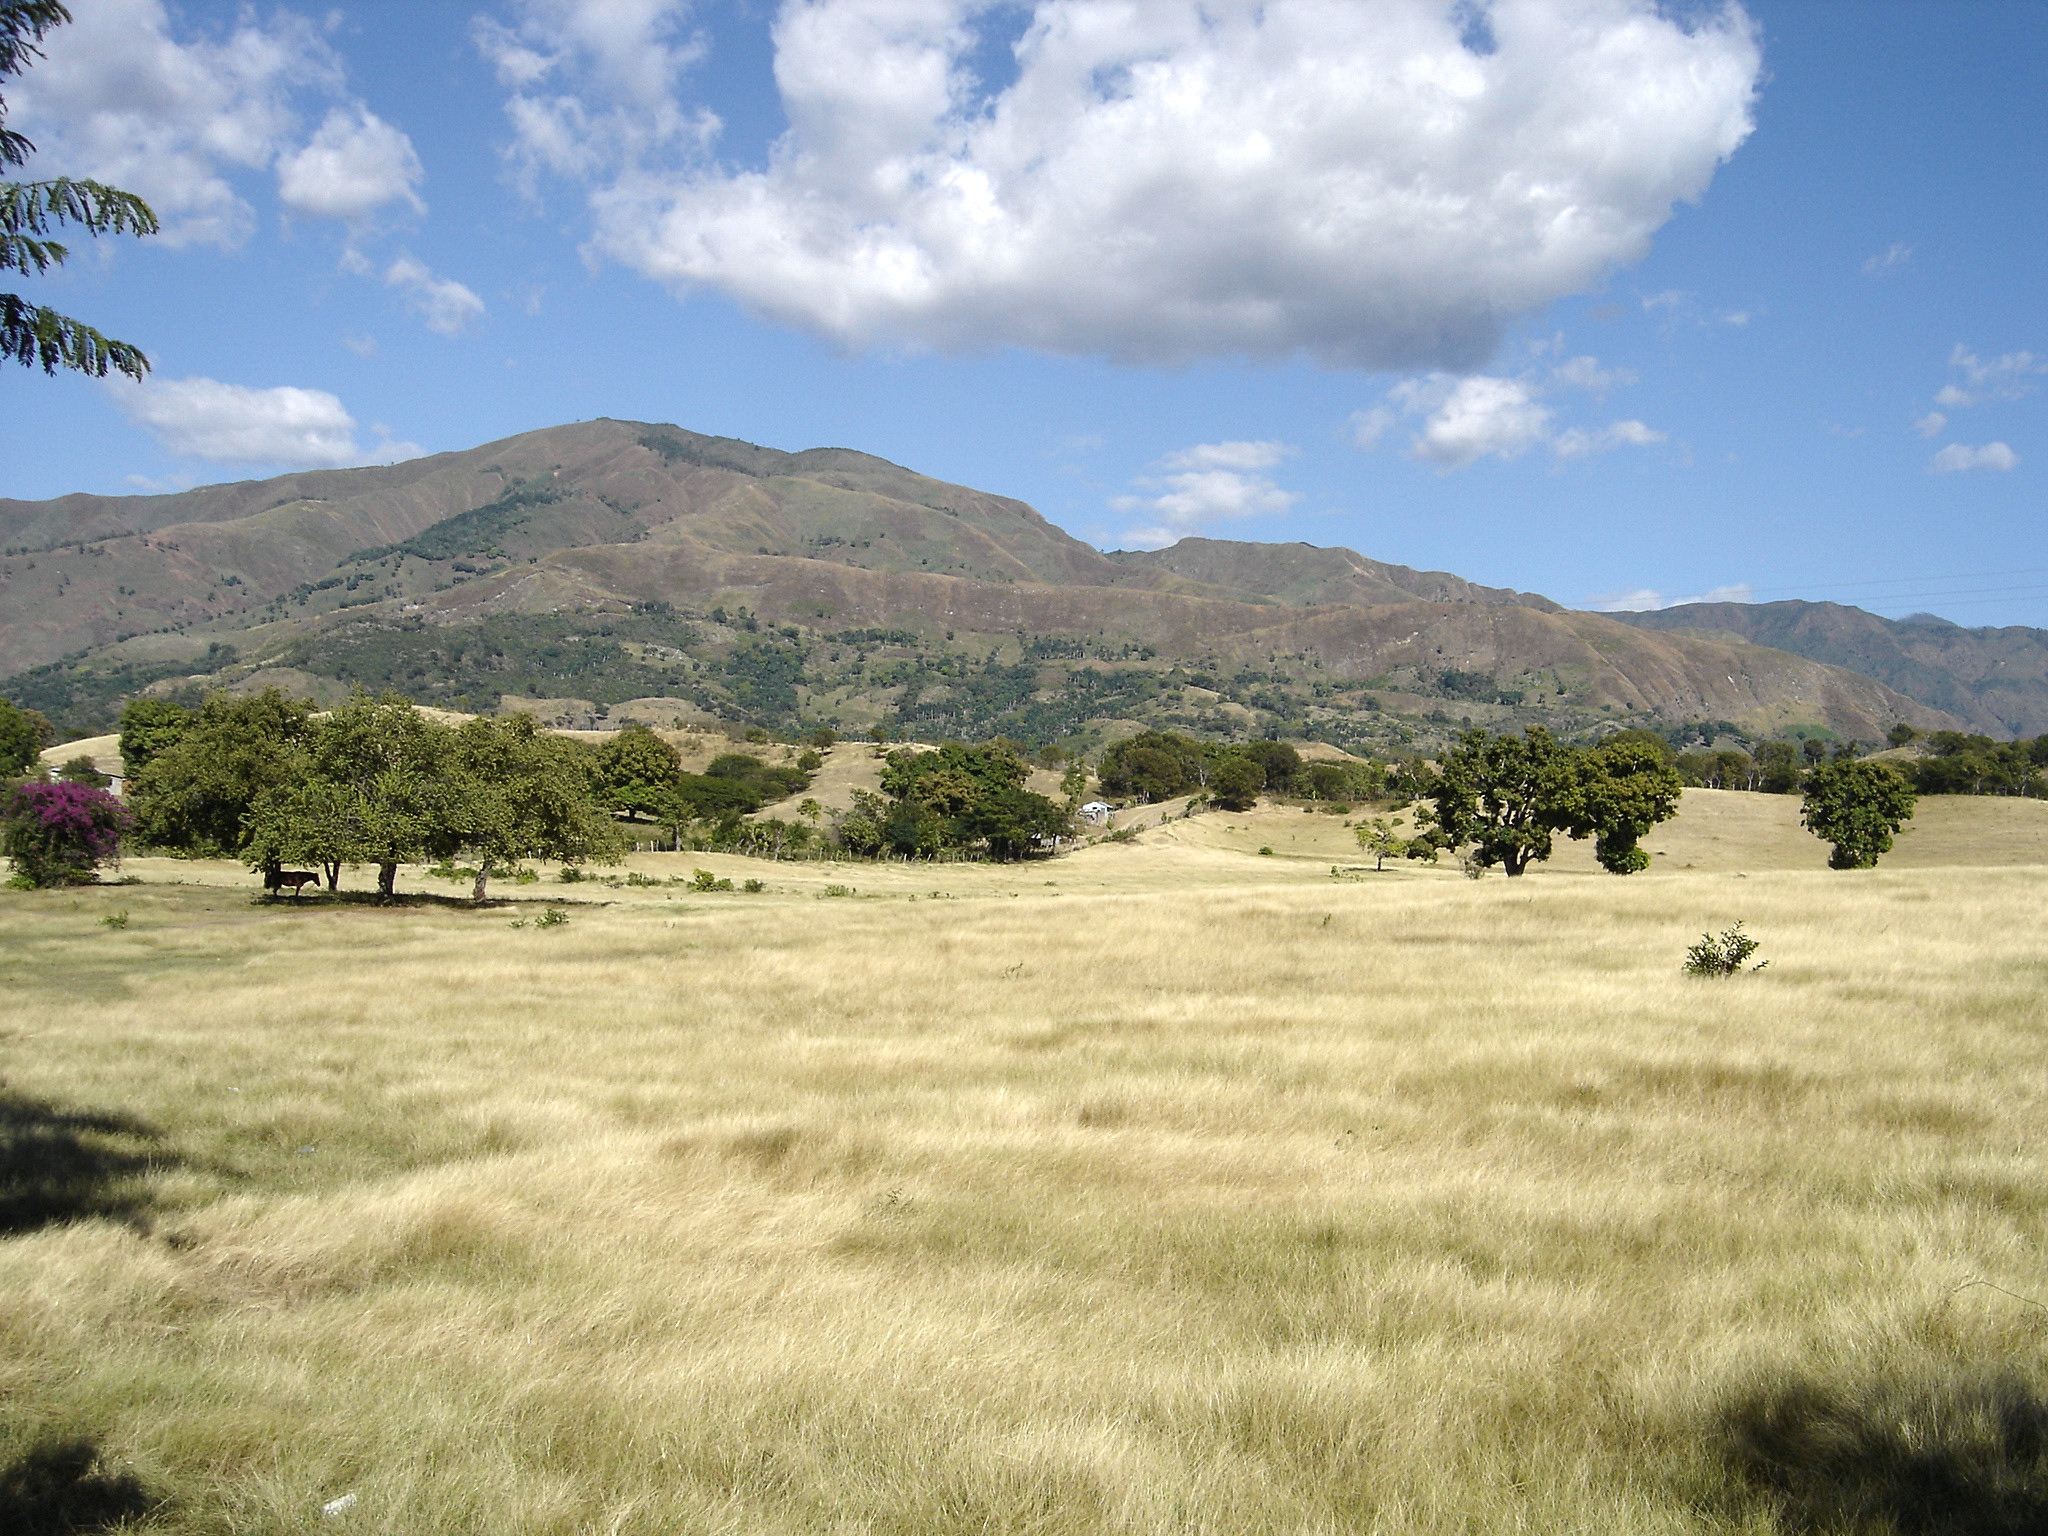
[0,418,1963,741]
[1608,600,2048,737]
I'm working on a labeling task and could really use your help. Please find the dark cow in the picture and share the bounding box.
[265,870,320,898]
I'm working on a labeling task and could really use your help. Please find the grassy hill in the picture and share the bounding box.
[2,420,1958,750]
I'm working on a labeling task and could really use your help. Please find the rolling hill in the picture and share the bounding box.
[0,419,1965,750]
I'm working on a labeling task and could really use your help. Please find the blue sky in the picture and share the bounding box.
[3,0,2043,625]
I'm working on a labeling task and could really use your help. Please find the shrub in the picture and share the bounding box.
[558,866,584,883]
[742,878,764,893]
[534,907,568,928]
[1685,921,1766,976]
[2,781,130,887]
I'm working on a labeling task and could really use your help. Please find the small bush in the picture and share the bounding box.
[534,907,568,928]
[1685,921,1767,976]
[689,869,734,892]
[821,884,855,898]
[1257,846,1273,857]
[100,911,128,930]
[558,867,584,883]
[742,878,764,893]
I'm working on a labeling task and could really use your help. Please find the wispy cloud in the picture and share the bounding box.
[1862,242,1912,275]
[1110,441,1300,549]
[1934,344,2045,408]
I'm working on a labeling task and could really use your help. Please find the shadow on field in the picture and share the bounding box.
[0,1090,177,1236]
[0,1436,159,1533]
[1716,1370,2048,1534]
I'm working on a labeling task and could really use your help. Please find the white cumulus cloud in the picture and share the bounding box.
[1914,411,1947,439]
[1930,442,2019,474]
[276,106,425,220]
[10,0,425,246]
[385,255,487,336]
[1402,375,1553,467]
[107,376,419,468]
[496,0,1760,367]
[1360,359,1665,468]
[1111,440,1301,548]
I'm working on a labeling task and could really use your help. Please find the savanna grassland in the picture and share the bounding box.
[4,794,2048,1534]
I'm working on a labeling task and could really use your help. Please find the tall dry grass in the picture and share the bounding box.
[1,839,2046,1532]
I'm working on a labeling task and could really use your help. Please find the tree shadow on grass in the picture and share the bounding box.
[0,1090,177,1236]
[0,1436,160,1533]
[1715,1370,2048,1534]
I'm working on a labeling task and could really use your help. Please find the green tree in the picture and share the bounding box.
[298,694,451,899]
[1059,758,1088,811]
[1096,731,1207,802]
[2,3,158,380]
[53,753,106,787]
[1801,758,1916,869]
[0,694,51,775]
[594,723,681,818]
[1419,727,1580,877]
[1209,755,1263,812]
[1567,737,1684,874]
[116,698,194,776]
[127,690,313,854]
[856,741,1066,860]
[1356,815,1402,871]
[1241,740,1302,794]
[435,714,625,900]
[240,777,358,892]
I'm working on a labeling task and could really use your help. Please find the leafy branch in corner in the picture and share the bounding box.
[1,3,159,381]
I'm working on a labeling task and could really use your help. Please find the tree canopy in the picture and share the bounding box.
[1,2,159,380]
[1800,758,1916,869]
[1416,727,1684,876]
[0,695,51,776]
[126,690,314,855]
[839,741,1066,861]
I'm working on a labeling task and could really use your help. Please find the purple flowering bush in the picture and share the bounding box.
[3,780,131,888]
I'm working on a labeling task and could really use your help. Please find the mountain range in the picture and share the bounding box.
[2,418,2036,749]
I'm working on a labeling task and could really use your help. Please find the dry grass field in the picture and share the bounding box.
[4,793,2048,1533]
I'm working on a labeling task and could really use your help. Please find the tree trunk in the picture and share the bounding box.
[323,861,340,891]
[472,860,494,904]
[377,861,397,900]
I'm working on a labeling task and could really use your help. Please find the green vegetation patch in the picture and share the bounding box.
[345,483,567,565]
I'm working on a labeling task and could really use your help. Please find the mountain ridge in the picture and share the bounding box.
[0,419,1969,748]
